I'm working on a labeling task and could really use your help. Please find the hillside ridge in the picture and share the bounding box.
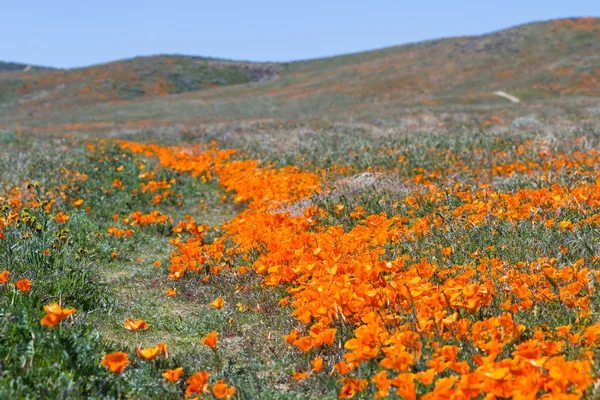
[1,17,598,132]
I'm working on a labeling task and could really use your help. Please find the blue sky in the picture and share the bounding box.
[2,1,599,68]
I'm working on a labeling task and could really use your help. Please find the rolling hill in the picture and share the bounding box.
[1,17,598,133]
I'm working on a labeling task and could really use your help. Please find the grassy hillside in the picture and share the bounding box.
[0,55,280,113]
[1,18,599,133]
[0,61,55,73]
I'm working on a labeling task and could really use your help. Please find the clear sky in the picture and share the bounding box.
[1,0,599,68]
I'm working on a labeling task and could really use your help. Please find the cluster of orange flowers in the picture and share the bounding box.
[0,270,31,293]
[129,210,170,225]
[107,226,134,238]
[120,139,600,398]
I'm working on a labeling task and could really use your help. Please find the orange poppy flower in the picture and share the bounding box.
[0,270,9,284]
[53,212,70,223]
[202,331,218,349]
[212,380,235,399]
[162,367,183,382]
[72,199,84,207]
[294,371,309,380]
[210,297,225,309]
[278,297,290,306]
[335,361,350,375]
[15,278,31,292]
[40,303,76,327]
[101,352,130,373]
[441,247,452,256]
[166,288,177,297]
[316,328,337,345]
[186,371,211,397]
[284,329,300,344]
[311,357,324,372]
[137,346,160,360]
[293,336,313,353]
[124,318,149,331]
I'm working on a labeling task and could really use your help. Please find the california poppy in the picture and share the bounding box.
[293,336,313,353]
[15,278,31,292]
[186,371,211,397]
[294,371,309,380]
[137,346,160,360]
[124,318,149,331]
[0,270,9,284]
[210,297,225,309]
[311,357,324,372]
[162,367,183,382]
[40,303,76,327]
[212,380,235,399]
[202,331,218,349]
[157,343,167,357]
[102,352,130,373]
[166,288,177,297]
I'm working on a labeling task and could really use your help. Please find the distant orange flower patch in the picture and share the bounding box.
[124,318,149,332]
[15,279,31,292]
[107,227,134,238]
[202,331,218,349]
[40,303,76,328]
[101,352,130,373]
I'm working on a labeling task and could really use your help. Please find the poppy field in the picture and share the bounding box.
[1,122,599,399]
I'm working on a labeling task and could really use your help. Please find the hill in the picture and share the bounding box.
[1,17,599,133]
[0,55,280,112]
[0,61,55,73]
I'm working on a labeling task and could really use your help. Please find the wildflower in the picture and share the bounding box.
[124,318,149,331]
[157,343,167,356]
[212,380,235,399]
[162,367,183,382]
[202,331,218,349]
[311,357,324,372]
[15,279,31,292]
[40,303,76,327]
[294,371,309,380]
[137,344,166,360]
[166,288,177,297]
[293,336,313,352]
[53,212,70,223]
[186,371,210,397]
[0,270,9,284]
[102,352,129,373]
[278,297,289,306]
[210,297,225,309]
